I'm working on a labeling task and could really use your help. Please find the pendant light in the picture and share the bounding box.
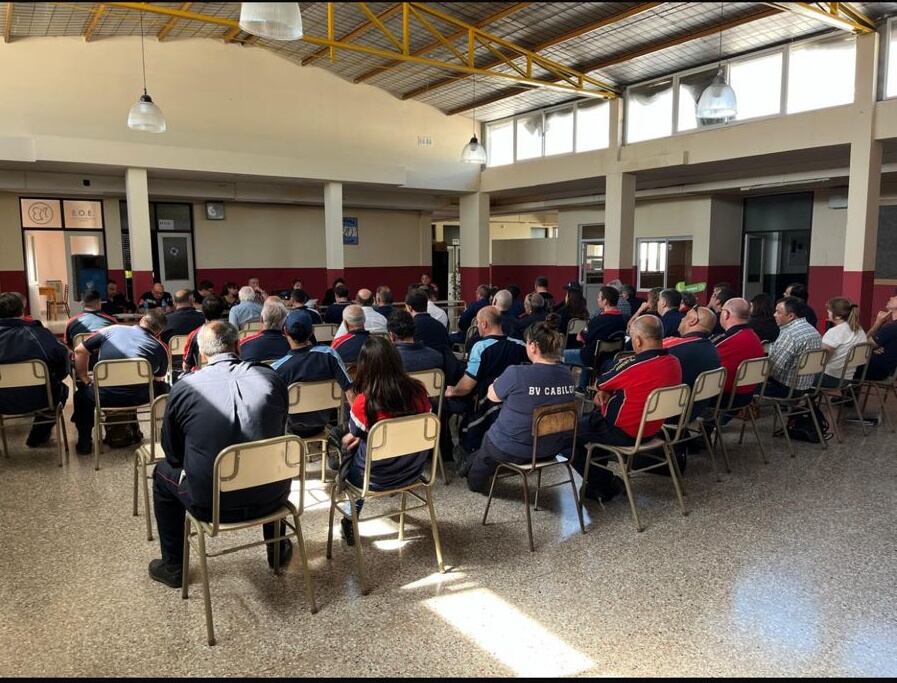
[127,13,166,133]
[239,2,303,41]
[461,75,487,164]
[696,3,737,122]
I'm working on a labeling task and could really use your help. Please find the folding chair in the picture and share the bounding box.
[0,360,70,466]
[133,394,169,541]
[860,368,897,433]
[408,368,450,485]
[714,357,770,467]
[662,367,728,483]
[287,379,345,481]
[564,318,587,350]
[167,334,189,383]
[580,384,690,533]
[482,401,584,551]
[237,328,258,342]
[239,320,263,332]
[819,342,873,442]
[181,434,317,646]
[326,413,444,595]
[312,323,337,344]
[70,331,95,383]
[756,349,828,457]
[576,338,626,416]
[92,358,154,471]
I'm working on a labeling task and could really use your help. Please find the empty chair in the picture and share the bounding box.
[92,358,155,471]
[181,435,317,646]
[167,334,190,383]
[286,379,345,481]
[819,342,873,442]
[133,394,169,540]
[408,368,449,485]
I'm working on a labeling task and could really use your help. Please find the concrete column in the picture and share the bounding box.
[125,167,154,300]
[324,182,344,284]
[459,192,491,301]
[603,171,636,285]
[842,31,881,325]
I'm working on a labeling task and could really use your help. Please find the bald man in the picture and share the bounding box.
[663,306,722,420]
[336,287,387,337]
[161,288,204,344]
[712,297,765,408]
[331,304,370,364]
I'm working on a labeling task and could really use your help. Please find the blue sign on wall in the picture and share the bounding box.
[343,217,358,245]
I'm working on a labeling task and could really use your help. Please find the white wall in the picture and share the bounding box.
[810,189,848,267]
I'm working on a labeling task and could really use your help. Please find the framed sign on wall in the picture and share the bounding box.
[343,217,358,245]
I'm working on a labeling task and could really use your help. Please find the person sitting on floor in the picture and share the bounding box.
[336,288,387,336]
[228,286,263,330]
[239,297,291,364]
[65,288,116,348]
[331,305,370,365]
[763,296,822,398]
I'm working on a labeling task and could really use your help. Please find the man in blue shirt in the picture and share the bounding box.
[406,288,451,354]
[239,298,290,363]
[658,288,684,338]
[331,305,370,365]
[64,288,116,348]
[389,310,444,372]
[451,284,491,345]
[160,289,204,344]
[564,285,627,389]
[323,283,351,324]
[663,306,721,420]
[465,289,517,352]
[374,286,395,319]
[287,289,322,324]
[228,286,263,329]
[138,282,173,313]
[514,292,548,339]
[274,310,354,438]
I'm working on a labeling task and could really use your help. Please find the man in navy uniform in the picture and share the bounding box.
[323,283,351,324]
[658,288,685,338]
[239,298,290,363]
[288,289,322,324]
[182,295,225,373]
[160,289,204,344]
[148,321,293,588]
[64,288,116,348]
[388,309,443,373]
[0,292,70,448]
[564,285,627,390]
[663,305,721,420]
[451,284,491,345]
[72,310,170,454]
[331,305,370,365]
[405,288,451,353]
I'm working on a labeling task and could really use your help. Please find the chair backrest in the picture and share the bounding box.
[313,323,336,343]
[595,337,624,358]
[735,356,769,388]
[531,401,577,467]
[692,366,727,404]
[168,334,189,357]
[212,435,305,531]
[633,384,689,447]
[237,328,258,341]
[72,332,94,349]
[94,358,153,389]
[240,320,263,332]
[287,379,344,416]
[797,348,827,378]
[409,368,445,419]
[0,360,53,413]
[148,394,169,456]
[567,318,587,337]
[362,413,440,494]
[844,342,872,370]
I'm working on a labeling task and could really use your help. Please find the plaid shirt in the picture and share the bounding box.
[768,318,821,390]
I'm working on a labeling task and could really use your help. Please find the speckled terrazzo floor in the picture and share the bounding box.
[1,394,896,677]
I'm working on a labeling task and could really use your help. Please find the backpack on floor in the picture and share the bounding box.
[786,396,832,443]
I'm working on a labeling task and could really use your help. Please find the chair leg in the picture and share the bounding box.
[132,456,140,516]
[1,416,8,458]
[181,516,191,600]
[748,409,768,464]
[436,450,449,485]
[520,472,535,552]
[143,463,154,541]
[806,397,827,449]
[56,410,65,467]
[700,423,721,482]
[293,513,318,613]
[271,516,282,576]
[326,493,337,560]
[195,530,216,646]
[425,488,446,574]
[398,492,407,542]
[668,442,686,497]
[482,467,501,525]
[737,417,747,445]
[617,454,643,533]
[665,444,688,517]
[93,410,102,471]
[60,410,69,465]
[533,469,542,511]
[565,462,586,534]
[349,496,368,595]
[774,404,795,457]
[823,395,842,443]
[849,386,868,435]
[714,422,732,473]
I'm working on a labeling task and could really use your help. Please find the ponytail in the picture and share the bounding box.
[827,297,861,333]
[847,303,861,333]
[525,320,564,360]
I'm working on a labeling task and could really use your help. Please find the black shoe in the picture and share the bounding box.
[148,559,182,588]
[266,538,293,569]
[75,439,93,455]
[340,517,356,546]
[586,476,625,504]
[25,431,51,448]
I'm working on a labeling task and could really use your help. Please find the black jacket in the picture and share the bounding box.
[0,318,70,414]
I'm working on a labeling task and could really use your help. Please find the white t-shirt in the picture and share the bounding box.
[822,322,866,379]
[428,300,449,328]
[335,306,388,337]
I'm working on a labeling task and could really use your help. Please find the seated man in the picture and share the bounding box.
[239,298,290,363]
[288,288,322,324]
[658,288,684,338]
[572,316,683,502]
[160,289,204,344]
[102,280,135,316]
[73,310,170,454]
[424,287,449,328]
[763,296,822,398]
[450,284,491,345]
[323,283,351,324]
[247,276,267,305]
[514,293,548,339]
[709,286,735,335]
[138,281,173,313]
[406,288,452,353]
[712,297,765,409]
[65,288,116,348]
[506,285,525,318]
[374,286,394,319]
[274,310,354,438]
[784,282,818,330]
[563,285,626,390]
[679,291,697,314]
[389,309,443,373]
[331,305,370,365]
[465,289,517,352]
[182,295,226,373]
[533,276,555,310]
[866,291,897,381]
[227,286,263,329]
[663,306,721,420]
[620,284,645,318]
[336,288,387,336]
[148,321,293,588]
[0,292,70,448]
[192,280,214,306]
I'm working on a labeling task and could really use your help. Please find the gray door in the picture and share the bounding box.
[157,232,194,293]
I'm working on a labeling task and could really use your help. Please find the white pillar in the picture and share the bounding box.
[603,171,636,285]
[459,191,490,301]
[125,167,153,299]
[324,182,344,281]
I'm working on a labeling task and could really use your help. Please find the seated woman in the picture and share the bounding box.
[220,282,239,314]
[339,336,433,544]
[820,297,866,388]
[461,319,576,494]
[748,293,779,344]
[556,289,589,349]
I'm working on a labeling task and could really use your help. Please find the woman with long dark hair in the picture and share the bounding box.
[339,336,433,544]
[556,288,590,349]
[219,281,239,314]
[749,293,779,343]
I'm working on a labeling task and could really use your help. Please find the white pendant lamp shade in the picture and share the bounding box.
[696,68,737,121]
[239,2,303,41]
[461,135,487,164]
[128,93,167,133]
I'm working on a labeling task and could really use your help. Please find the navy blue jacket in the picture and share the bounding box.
[661,310,684,338]
[413,313,451,352]
[396,342,444,373]
[324,302,350,325]
[664,332,722,419]
[65,309,116,347]
[161,307,205,344]
[239,329,290,363]
[331,330,370,365]
[0,318,70,414]
[581,309,627,367]
[458,297,490,332]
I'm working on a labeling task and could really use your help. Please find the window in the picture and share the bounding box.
[637,238,693,289]
[515,114,543,161]
[677,67,719,132]
[531,227,549,239]
[730,51,783,121]
[575,100,609,151]
[887,18,897,98]
[627,78,673,143]
[544,106,574,156]
[787,36,856,114]
[486,119,514,167]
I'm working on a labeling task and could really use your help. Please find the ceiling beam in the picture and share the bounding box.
[303,3,402,66]
[763,2,875,33]
[444,6,783,116]
[401,2,661,101]
[83,3,106,42]
[2,3,11,43]
[353,2,530,84]
[157,2,192,41]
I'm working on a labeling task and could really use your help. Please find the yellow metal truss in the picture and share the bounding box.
[763,2,875,33]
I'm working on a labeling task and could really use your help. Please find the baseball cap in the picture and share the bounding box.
[284,309,313,342]
[563,281,583,291]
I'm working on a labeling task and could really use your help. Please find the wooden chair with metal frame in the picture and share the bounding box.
[70,331,95,383]
[580,383,691,533]
[859,366,897,433]
[756,348,829,457]
[0,360,70,467]
[312,323,337,344]
[713,356,771,468]
[287,379,345,482]
[166,334,190,383]
[325,413,444,595]
[92,358,155,471]
[45,281,70,321]
[181,434,317,646]
[564,318,588,350]
[132,394,168,541]
[408,368,450,485]
[818,342,873,442]
[575,337,626,416]
[482,401,585,551]
[661,366,728,484]
[239,320,263,333]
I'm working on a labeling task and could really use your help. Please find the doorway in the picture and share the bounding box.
[156,232,195,293]
[579,224,604,315]
[742,230,811,301]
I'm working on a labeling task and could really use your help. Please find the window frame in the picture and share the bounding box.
[636,236,693,291]
[884,16,896,100]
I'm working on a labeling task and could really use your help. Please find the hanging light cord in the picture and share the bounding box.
[140,12,148,96]
[472,75,477,138]
[718,2,723,68]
